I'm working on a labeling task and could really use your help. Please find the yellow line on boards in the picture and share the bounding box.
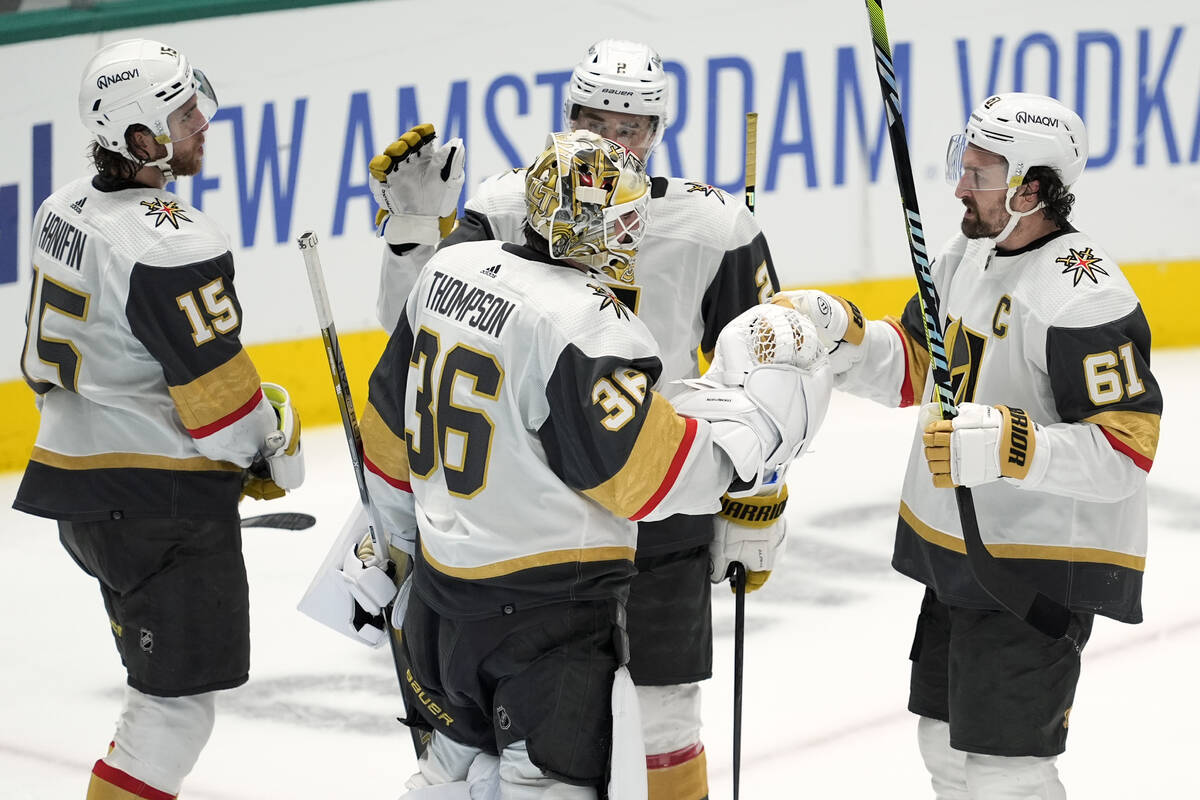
[1,259,1196,474]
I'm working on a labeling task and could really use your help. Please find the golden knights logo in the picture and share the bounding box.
[944,316,988,404]
[140,197,194,229]
[1055,247,1108,286]
[588,281,631,319]
[685,181,726,204]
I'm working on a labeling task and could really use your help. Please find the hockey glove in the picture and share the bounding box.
[773,290,867,375]
[710,485,788,593]
[242,382,304,500]
[370,123,465,246]
[921,402,1042,488]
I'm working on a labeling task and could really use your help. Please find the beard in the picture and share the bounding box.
[168,142,204,177]
[959,198,1006,239]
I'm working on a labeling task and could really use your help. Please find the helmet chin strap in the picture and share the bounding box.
[993,186,1045,245]
[145,141,176,183]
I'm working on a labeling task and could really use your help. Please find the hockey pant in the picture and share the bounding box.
[87,687,215,799]
[639,683,707,800]
[918,717,1066,800]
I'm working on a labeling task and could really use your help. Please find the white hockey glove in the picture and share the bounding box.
[370,123,465,246]
[243,382,304,500]
[710,485,788,593]
[340,532,400,645]
[773,290,867,375]
[921,402,1043,488]
[676,303,834,495]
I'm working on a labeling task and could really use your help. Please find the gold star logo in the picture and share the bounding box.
[140,197,194,229]
[685,181,727,204]
[1055,247,1108,286]
[588,281,630,319]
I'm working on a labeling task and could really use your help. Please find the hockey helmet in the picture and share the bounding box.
[563,39,670,156]
[525,131,650,283]
[945,93,1088,191]
[78,39,218,164]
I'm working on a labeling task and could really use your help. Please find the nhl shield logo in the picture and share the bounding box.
[139,627,154,654]
[496,705,512,731]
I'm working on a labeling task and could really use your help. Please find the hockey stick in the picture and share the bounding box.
[730,563,747,800]
[296,232,389,567]
[727,110,759,800]
[862,1,1070,639]
[240,512,316,530]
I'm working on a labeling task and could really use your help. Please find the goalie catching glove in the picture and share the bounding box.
[772,290,867,375]
[921,402,1043,488]
[711,485,788,593]
[370,123,465,246]
[674,303,833,495]
[242,382,304,500]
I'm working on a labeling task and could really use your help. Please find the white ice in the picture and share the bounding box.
[2,348,1197,799]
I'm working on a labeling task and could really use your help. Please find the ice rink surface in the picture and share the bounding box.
[2,348,1196,799]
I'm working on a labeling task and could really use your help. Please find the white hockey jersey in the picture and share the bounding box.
[840,228,1161,622]
[14,175,278,522]
[361,239,742,619]
[376,168,778,555]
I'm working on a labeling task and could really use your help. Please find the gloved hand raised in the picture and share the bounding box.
[772,290,867,375]
[369,123,465,246]
[710,486,788,593]
[243,382,304,501]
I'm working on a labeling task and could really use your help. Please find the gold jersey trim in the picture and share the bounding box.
[168,349,262,431]
[899,501,1146,571]
[361,401,411,483]
[583,393,689,518]
[30,446,241,472]
[422,540,635,580]
[1084,409,1160,464]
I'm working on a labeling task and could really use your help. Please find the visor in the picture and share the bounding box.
[166,68,219,143]
[945,133,1008,191]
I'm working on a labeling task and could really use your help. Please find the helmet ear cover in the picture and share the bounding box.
[944,92,1088,191]
[525,131,651,283]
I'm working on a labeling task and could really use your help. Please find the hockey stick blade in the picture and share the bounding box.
[240,512,316,530]
[864,0,1071,640]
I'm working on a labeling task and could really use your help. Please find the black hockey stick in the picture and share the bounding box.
[240,512,316,530]
[726,111,758,800]
[730,562,747,800]
[862,1,1070,639]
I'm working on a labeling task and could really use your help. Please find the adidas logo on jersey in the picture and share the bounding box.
[70,197,87,214]
[480,264,501,278]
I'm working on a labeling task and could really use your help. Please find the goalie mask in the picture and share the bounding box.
[78,38,218,176]
[564,39,670,157]
[525,131,650,283]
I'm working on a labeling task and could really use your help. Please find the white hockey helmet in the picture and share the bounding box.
[564,39,670,155]
[945,93,1088,191]
[78,39,217,165]
[525,131,650,283]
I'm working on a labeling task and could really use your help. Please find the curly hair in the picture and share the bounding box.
[1024,165,1076,228]
[87,123,154,182]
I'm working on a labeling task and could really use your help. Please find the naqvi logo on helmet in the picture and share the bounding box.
[96,68,140,90]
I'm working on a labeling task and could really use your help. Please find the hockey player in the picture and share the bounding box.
[783,93,1162,799]
[369,40,783,798]
[352,130,831,799]
[12,39,303,800]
